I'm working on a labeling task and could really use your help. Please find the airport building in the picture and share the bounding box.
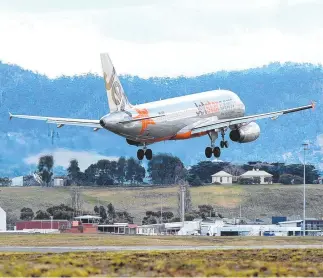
[0,207,6,231]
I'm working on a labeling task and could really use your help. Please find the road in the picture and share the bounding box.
[1,244,323,253]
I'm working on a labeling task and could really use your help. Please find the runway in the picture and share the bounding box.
[1,244,323,253]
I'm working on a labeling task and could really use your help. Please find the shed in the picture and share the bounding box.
[211,171,232,184]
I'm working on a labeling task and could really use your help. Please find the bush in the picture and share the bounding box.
[279,174,303,185]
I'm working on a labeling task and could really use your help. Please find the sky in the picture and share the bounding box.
[1,0,322,172]
[1,0,323,78]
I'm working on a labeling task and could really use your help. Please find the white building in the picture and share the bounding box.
[0,207,6,231]
[11,176,24,186]
[53,177,66,187]
[211,171,233,184]
[240,169,273,184]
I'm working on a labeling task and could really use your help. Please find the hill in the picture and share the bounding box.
[0,61,322,177]
[1,184,322,225]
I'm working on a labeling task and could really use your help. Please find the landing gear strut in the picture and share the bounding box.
[205,131,221,158]
[137,145,153,161]
[205,129,229,159]
[220,129,229,149]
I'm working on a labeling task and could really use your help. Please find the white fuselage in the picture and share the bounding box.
[100,89,245,143]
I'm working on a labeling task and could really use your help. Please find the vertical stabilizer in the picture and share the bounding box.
[100,53,131,112]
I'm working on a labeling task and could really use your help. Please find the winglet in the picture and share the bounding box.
[9,112,13,120]
[311,101,316,110]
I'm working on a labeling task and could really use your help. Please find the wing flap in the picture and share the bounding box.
[191,103,314,134]
[9,113,102,129]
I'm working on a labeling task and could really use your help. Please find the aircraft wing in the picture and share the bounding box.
[191,102,315,134]
[9,113,102,129]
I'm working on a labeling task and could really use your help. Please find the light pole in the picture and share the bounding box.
[50,216,53,230]
[180,183,186,227]
[302,143,309,236]
[160,193,163,224]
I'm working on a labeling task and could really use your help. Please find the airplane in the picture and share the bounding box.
[9,53,315,161]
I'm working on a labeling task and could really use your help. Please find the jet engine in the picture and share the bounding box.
[229,122,260,143]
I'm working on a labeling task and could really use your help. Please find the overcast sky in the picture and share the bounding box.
[1,0,323,78]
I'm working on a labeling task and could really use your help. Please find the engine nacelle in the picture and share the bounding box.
[229,122,260,143]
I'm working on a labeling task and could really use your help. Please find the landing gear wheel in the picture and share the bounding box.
[205,147,213,158]
[145,149,153,160]
[220,141,225,148]
[137,149,145,160]
[213,147,221,158]
[224,141,229,148]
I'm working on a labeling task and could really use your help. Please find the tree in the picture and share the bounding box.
[148,154,186,185]
[37,155,54,187]
[187,161,230,184]
[0,177,11,187]
[125,158,145,184]
[46,204,74,220]
[116,157,127,184]
[189,175,203,186]
[20,207,34,220]
[34,210,51,220]
[67,159,81,185]
[114,211,134,224]
[197,205,216,219]
[98,206,107,221]
[106,203,116,223]
[279,174,303,185]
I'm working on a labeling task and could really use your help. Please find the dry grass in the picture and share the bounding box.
[1,249,323,276]
[1,184,323,223]
[0,234,323,247]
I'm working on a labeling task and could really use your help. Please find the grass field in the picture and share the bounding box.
[0,234,322,247]
[1,184,323,223]
[1,249,323,276]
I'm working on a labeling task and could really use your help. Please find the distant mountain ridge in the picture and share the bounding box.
[0,61,322,177]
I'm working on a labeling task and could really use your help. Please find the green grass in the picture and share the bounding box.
[1,249,323,277]
[1,184,322,223]
[0,234,322,247]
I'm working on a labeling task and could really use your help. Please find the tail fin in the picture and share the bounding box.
[100,53,131,112]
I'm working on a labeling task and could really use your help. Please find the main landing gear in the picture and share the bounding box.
[205,129,228,158]
[137,146,153,161]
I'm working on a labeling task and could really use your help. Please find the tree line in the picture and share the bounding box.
[187,161,320,186]
[19,202,134,224]
[1,154,321,187]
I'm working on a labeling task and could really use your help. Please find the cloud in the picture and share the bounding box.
[7,132,26,145]
[282,152,293,161]
[317,134,323,151]
[24,148,118,171]
[1,1,323,78]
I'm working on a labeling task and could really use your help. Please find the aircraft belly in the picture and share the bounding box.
[117,120,186,142]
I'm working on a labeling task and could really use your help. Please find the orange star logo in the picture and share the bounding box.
[134,108,156,134]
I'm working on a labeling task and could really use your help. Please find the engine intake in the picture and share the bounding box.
[229,122,260,143]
